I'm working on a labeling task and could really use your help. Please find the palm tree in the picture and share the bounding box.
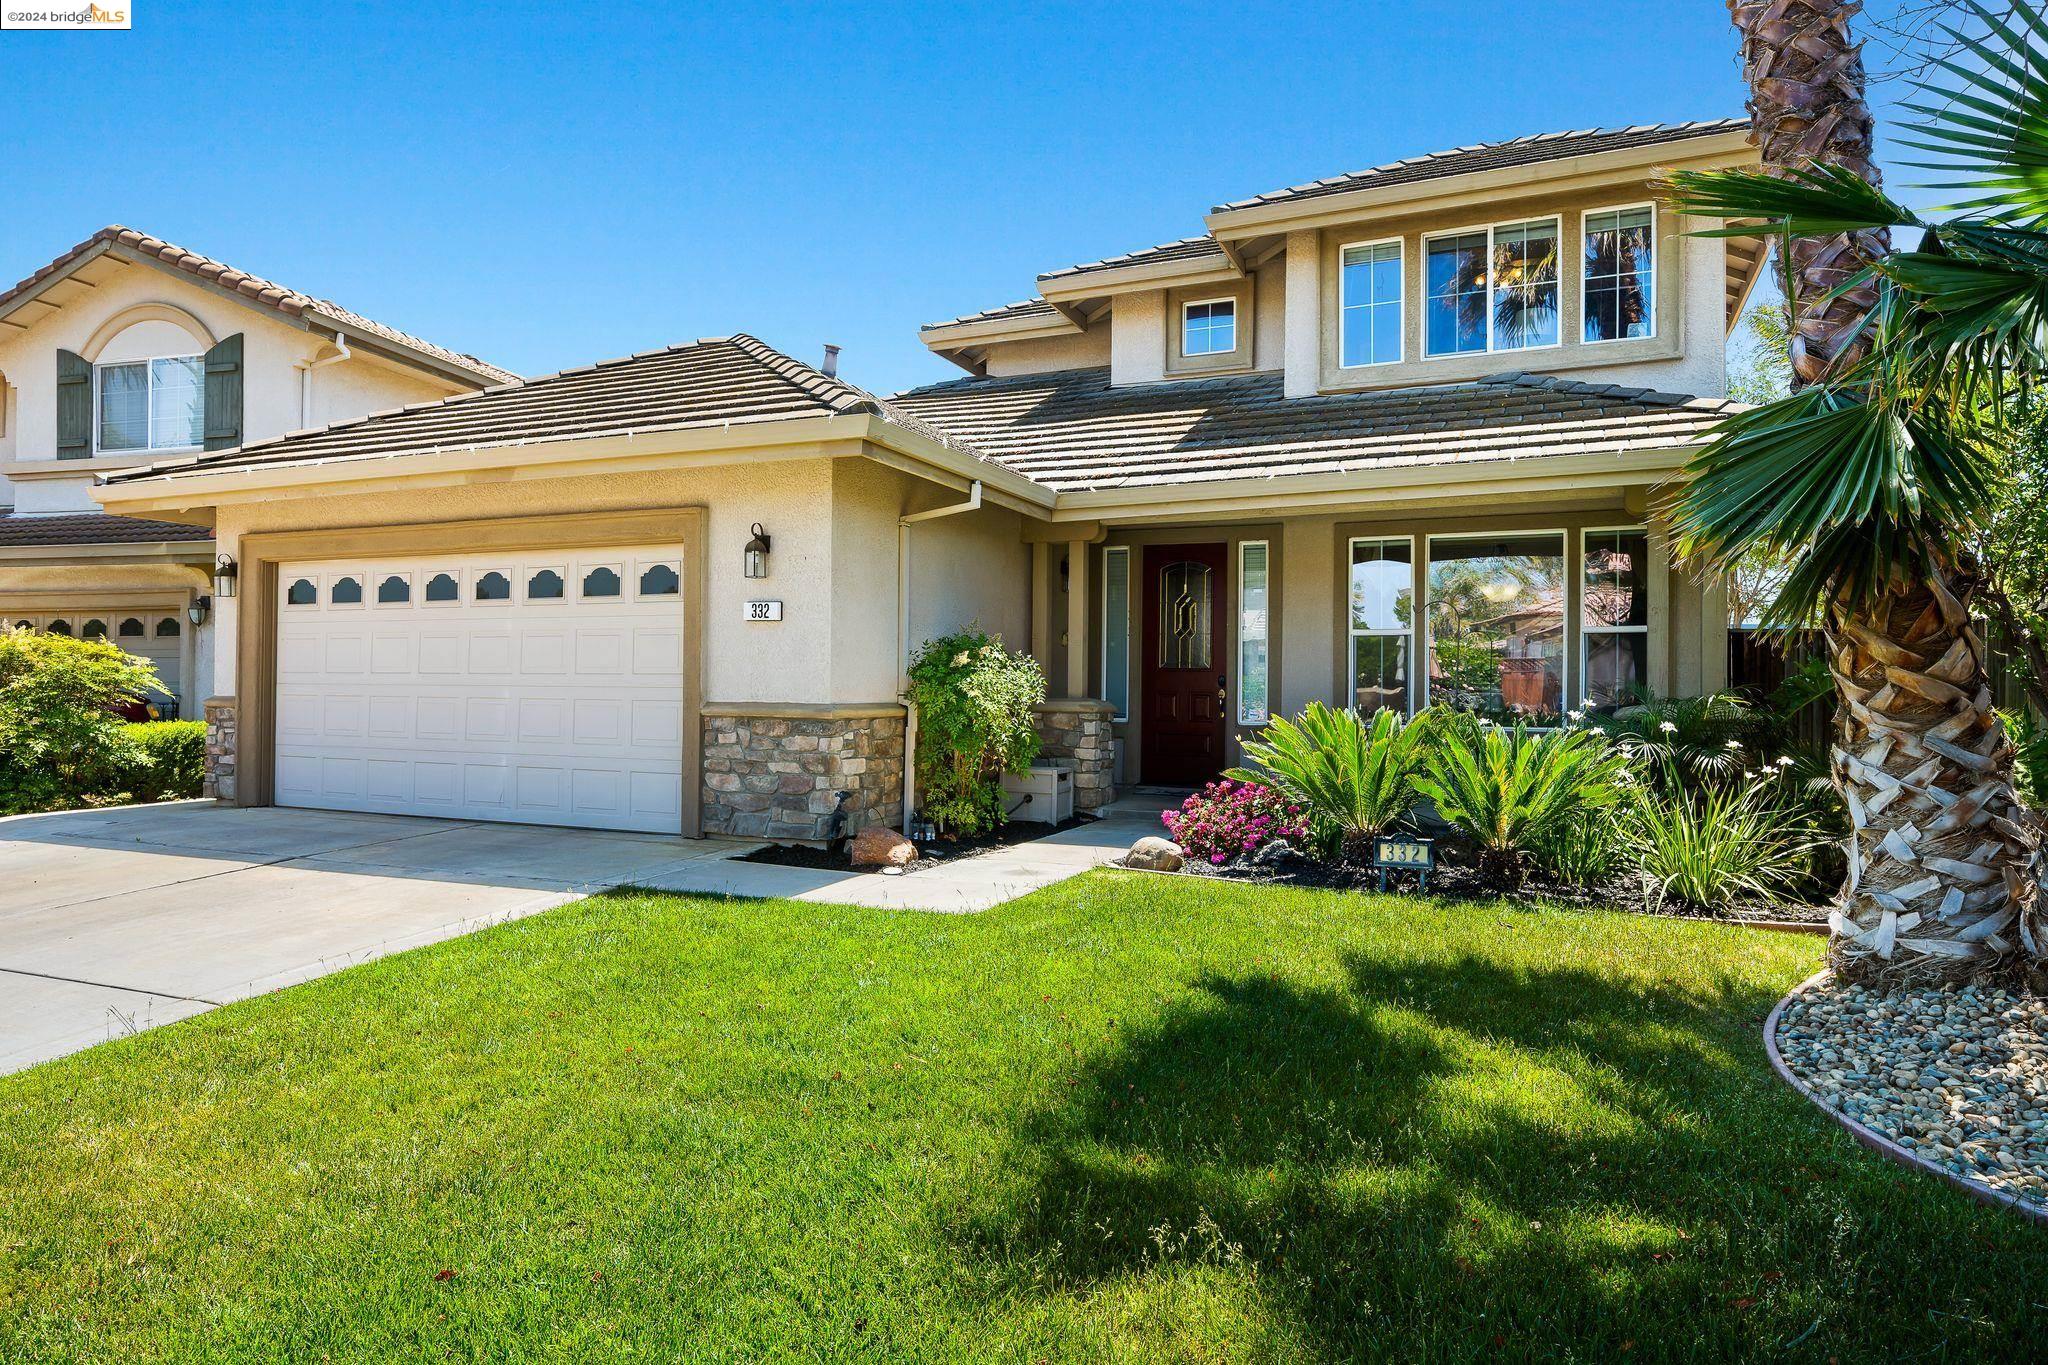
[1664,2,2048,983]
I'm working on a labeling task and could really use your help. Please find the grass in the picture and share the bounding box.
[1,872,2044,1361]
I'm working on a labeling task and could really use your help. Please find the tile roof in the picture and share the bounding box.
[1213,119,1750,213]
[1039,237,1231,284]
[0,227,517,386]
[108,334,966,483]
[920,298,1064,333]
[0,512,211,547]
[887,366,1736,492]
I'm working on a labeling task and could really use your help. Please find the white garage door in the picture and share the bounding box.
[9,611,184,714]
[274,548,688,833]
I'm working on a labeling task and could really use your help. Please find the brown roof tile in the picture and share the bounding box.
[0,227,517,386]
[888,366,1736,492]
[0,513,211,547]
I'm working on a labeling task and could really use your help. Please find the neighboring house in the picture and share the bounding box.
[0,227,515,716]
[94,120,1769,841]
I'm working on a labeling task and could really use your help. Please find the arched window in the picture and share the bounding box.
[155,617,181,637]
[527,569,565,600]
[119,617,146,637]
[425,573,460,602]
[286,578,318,606]
[474,571,512,601]
[12,621,32,631]
[331,576,364,605]
[377,575,411,604]
[48,619,73,636]
[83,619,109,638]
[581,567,622,598]
[638,563,680,596]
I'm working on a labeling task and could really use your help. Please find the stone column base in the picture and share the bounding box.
[203,696,238,802]
[701,703,906,842]
[1034,698,1116,812]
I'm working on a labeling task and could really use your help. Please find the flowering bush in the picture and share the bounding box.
[1161,779,1308,866]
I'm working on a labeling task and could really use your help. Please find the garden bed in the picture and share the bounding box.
[742,812,1098,875]
[1119,837,1830,928]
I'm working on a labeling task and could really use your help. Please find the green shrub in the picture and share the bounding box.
[0,628,161,815]
[905,628,1045,835]
[1414,722,1627,887]
[117,721,207,802]
[1625,773,1821,910]
[2001,707,2048,808]
[1534,817,1628,889]
[1226,703,1427,860]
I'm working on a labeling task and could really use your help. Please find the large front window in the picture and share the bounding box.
[1426,533,1566,723]
[97,356,204,453]
[1583,528,1650,709]
[1425,219,1559,357]
[1349,537,1414,715]
[1583,206,1656,343]
[1340,240,1403,367]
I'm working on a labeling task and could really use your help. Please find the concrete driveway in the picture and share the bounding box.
[0,801,744,1076]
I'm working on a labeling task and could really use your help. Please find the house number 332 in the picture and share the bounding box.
[743,600,783,622]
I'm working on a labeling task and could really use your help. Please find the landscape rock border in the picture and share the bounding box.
[1764,971,2048,1227]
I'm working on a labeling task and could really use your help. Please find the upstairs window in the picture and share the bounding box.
[1583,206,1656,343]
[1424,219,1559,357]
[1182,299,1236,357]
[1340,240,1403,367]
[97,355,204,453]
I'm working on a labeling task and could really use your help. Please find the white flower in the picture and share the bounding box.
[1725,739,1742,750]
[1658,720,1678,734]
[951,651,970,667]
[1567,710,1585,723]
[1776,755,1795,768]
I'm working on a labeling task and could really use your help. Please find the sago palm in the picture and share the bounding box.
[1226,702,1426,858]
[1414,723,1627,888]
[1665,2,2048,982]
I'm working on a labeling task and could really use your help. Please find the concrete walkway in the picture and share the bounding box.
[0,797,1163,1074]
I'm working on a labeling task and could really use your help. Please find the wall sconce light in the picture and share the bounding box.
[213,554,239,600]
[186,595,212,628]
[743,523,772,579]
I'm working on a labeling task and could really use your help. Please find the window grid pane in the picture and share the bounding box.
[1425,231,1490,355]
[98,363,149,452]
[1491,219,1559,351]
[149,356,205,449]
[1238,542,1269,725]
[1583,208,1655,342]
[1341,242,1403,367]
[1349,538,1414,715]
[1183,301,1236,356]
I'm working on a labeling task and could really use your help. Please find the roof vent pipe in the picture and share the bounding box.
[821,344,841,378]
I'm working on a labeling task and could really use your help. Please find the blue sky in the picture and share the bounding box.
[4,0,1940,396]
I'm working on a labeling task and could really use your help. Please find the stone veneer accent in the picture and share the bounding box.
[1034,698,1116,812]
[701,704,906,842]
[203,696,238,802]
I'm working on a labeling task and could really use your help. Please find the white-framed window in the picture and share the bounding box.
[423,571,462,604]
[1237,540,1270,726]
[1583,205,1657,343]
[1339,239,1404,367]
[329,574,365,607]
[96,355,205,453]
[1424,531,1568,723]
[473,570,514,602]
[1424,217,1560,357]
[1182,298,1237,357]
[1582,527,1652,710]
[376,573,412,605]
[1101,546,1130,722]
[284,576,319,607]
[526,568,566,601]
[1348,537,1414,715]
[581,564,623,598]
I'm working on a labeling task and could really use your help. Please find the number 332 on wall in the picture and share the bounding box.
[743,600,783,622]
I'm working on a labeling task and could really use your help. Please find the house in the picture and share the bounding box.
[0,227,515,715]
[92,120,1769,841]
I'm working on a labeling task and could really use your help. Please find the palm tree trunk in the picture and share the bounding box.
[1729,0,1889,386]
[1826,560,2042,983]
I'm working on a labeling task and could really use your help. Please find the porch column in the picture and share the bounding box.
[1029,541,1051,672]
[1646,521,1672,698]
[1699,576,1730,693]
[1065,539,1089,698]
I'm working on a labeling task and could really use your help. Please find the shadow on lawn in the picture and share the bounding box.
[957,953,1794,1355]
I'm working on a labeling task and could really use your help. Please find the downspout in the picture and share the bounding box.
[296,337,352,427]
[898,479,982,829]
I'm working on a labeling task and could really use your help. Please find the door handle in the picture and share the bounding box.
[1217,674,1227,706]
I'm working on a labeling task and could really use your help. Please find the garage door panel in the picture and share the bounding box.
[275,546,687,834]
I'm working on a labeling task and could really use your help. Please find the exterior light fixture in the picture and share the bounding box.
[187,595,212,627]
[213,554,239,600]
[743,523,771,579]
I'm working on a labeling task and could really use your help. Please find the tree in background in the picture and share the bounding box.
[1666,2,2047,982]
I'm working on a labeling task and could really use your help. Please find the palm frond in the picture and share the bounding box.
[1664,162,1918,237]
[1900,2,2048,224]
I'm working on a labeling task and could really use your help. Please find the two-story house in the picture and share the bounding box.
[0,227,515,715]
[94,120,1769,841]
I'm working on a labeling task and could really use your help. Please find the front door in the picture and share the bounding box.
[1141,543,1227,786]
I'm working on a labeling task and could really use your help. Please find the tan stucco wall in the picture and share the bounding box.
[980,322,1110,377]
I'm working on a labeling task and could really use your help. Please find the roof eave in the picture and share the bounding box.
[1038,253,1241,302]
[1203,129,1760,239]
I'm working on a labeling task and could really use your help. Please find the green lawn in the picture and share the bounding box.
[2,872,2043,1362]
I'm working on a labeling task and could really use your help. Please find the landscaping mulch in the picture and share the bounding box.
[1124,836,1830,927]
[741,812,1098,875]
[1776,980,2048,1214]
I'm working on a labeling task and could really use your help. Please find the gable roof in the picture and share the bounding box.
[1213,119,1749,214]
[920,298,1066,335]
[0,226,517,387]
[1038,237,1232,285]
[106,333,962,484]
[888,366,1736,492]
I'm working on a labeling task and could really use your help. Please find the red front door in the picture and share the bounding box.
[1141,543,1228,786]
